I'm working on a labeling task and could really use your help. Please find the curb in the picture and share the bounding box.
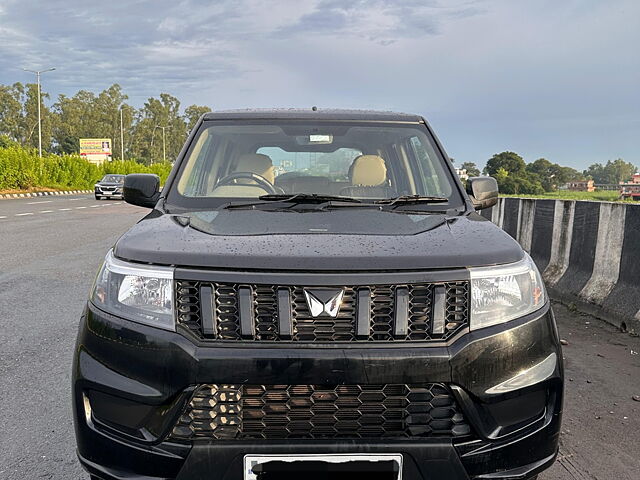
[0,190,93,199]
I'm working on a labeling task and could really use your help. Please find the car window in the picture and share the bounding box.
[170,121,462,208]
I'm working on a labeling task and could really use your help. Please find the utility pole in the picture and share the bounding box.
[120,105,126,161]
[23,68,55,158]
[151,125,170,164]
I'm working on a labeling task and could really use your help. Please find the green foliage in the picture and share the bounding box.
[0,144,172,191]
[460,161,480,177]
[485,151,526,176]
[0,82,211,165]
[583,159,637,184]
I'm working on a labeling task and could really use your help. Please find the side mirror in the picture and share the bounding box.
[124,174,160,208]
[466,176,498,210]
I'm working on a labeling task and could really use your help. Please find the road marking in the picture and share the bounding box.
[68,198,82,201]
[58,208,71,211]
[40,210,54,213]
[89,205,101,208]
[27,200,53,205]
[0,215,7,219]
[15,212,34,216]
[75,206,87,209]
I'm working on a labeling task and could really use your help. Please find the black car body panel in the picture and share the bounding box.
[113,210,523,270]
[73,109,562,480]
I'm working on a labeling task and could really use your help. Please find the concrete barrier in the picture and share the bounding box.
[484,198,640,332]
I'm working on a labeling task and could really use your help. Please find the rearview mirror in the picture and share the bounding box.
[466,176,498,210]
[124,174,160,209]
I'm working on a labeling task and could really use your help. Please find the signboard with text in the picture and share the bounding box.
[80,138,112,165]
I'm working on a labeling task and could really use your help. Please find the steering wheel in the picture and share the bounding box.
[214,172,280,195]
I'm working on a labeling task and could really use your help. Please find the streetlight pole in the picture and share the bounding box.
[152,125,169,164]
[23,68,55,158]
[120,105,126,161]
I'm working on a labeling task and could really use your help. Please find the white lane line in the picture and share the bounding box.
[40,210,54,213]
[58,208,71,211]
[0,215,7,219]
[27,200,53,205]
[68,198,82,201]
[75,206,87,209]
[89,205,101,208]
[15,212,34,216]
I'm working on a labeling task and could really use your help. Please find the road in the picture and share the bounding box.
[0,194,638,479]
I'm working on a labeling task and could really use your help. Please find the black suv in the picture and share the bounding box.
[73,109,563,480]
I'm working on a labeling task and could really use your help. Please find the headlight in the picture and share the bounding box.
[91,250,174,330]
[469,253,545,330]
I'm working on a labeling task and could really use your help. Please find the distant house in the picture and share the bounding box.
[455,168,469,181]
[619,174,640,201]
[567,180,595,192]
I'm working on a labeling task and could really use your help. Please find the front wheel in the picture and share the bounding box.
[95,195,101,200]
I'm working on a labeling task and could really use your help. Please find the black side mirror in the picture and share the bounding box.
[124,174,160,208]
[466,176,498,210]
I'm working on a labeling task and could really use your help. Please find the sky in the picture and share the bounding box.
[0,0,638,171]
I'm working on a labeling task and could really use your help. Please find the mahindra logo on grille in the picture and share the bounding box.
[303,288,345,318]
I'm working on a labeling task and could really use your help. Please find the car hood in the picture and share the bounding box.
[96,182,123,187]
[113,209,523,271]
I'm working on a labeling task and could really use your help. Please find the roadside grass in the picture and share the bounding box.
[501,190,636,203]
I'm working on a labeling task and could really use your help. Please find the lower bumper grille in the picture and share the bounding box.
[170,383,471,441]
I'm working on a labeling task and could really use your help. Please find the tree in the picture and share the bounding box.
[0,83,24,143]
[130,93,186,164]
[460,162,480,177]
[184,104,211,132]
[485,151,526,177]
[584,159,637,184]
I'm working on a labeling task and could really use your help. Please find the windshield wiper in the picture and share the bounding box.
[375,195,449,209]
[259,193,362,203]
[223,193,362,210]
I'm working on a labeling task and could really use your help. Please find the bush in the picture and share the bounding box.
[0,144,172,191]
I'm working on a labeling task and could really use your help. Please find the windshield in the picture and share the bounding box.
[101,175,124,183]
[168,120,463,210]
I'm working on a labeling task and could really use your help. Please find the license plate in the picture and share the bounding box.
[244,454,403,480]
[103,191,113,195]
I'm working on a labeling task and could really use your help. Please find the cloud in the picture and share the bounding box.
[0,0,638,169]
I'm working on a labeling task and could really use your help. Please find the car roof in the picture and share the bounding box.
[202,108,423,123]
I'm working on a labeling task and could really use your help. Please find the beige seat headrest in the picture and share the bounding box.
[235,153,275,184]
[350,155,387,186]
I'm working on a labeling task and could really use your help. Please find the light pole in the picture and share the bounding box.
[151,125,170,163]
[119,105,131,161]
[23,67,55,158]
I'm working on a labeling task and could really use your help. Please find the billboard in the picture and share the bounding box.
[80,138,112,164]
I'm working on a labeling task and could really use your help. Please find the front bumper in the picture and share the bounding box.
[73,302,563,480]
[95,187,123,197]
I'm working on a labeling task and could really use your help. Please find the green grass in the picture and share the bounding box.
[501,190,634,202]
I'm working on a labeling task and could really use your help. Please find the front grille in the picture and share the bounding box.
[176,280,469,343]
[170,383,471,441]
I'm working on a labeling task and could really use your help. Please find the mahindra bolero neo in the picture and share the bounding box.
[73,109,563,480]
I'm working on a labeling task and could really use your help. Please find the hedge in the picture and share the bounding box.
[0,145,172,191]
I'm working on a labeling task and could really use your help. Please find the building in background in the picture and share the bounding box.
[619,174,640,201]
[567,180,595,192]
[455,168,469,181]
[80,138,112,165]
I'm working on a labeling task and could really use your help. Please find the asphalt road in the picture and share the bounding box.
[0,194,638,479]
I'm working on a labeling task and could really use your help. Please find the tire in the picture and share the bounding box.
[95,195,101,200]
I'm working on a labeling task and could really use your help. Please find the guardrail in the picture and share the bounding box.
[481,198,640,331]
